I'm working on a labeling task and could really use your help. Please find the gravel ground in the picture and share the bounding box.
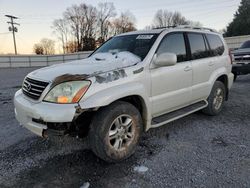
[0,67,249,188]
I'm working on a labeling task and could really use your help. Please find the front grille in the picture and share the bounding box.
[22,77,49,100]
[234,53,250,61]
[235,57,250,61]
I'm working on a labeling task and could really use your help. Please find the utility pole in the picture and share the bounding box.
[5,15,20,55]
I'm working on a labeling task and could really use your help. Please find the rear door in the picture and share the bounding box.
[205,33,226,71]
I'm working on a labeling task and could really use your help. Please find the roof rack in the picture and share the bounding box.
[152,25,217,33]
[153,26,176,30]
[175,25,217,32]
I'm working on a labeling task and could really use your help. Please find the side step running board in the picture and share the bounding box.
[151,100,208,128]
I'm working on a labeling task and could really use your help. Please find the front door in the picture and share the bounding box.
[150,32,193,117]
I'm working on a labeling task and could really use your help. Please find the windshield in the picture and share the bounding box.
[92,34,159,60]
[240,41,250,49]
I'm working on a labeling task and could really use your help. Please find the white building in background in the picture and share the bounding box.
[224,35,250,49]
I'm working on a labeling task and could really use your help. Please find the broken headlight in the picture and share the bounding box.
[43,81,91,103]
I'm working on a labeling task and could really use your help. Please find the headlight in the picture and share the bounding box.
[43,81,91,103]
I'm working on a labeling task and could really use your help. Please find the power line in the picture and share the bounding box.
[5,15,20,55]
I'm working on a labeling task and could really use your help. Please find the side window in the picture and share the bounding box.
[157,33,187,63]
[206,34,225,56]
[188,33,209,60]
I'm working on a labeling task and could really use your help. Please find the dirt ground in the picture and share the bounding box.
[0,67,249,188]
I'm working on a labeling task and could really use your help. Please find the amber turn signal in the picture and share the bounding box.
[72,85,89,103]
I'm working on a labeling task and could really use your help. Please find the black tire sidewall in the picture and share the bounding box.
[89,101,142,162]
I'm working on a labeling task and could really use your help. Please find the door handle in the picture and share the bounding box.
[209,62,215,66]
[184,66,192,72]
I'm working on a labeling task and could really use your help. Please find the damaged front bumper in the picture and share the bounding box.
[14,89,78,137]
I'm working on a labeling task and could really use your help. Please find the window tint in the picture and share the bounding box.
[157,33,187,62]
[188,33,209,60]
[206,34,225,56]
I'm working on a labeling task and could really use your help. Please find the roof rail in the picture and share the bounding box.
[176,25,217,32]
[153,26,176,30]
[152,25,217,32]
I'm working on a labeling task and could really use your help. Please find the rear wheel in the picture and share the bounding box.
[203,81,226,116]
[89,101,142,163]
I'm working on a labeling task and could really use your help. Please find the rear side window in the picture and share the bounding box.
[188,33,209,60]
[157,33,187,62]
[206,34,225,56]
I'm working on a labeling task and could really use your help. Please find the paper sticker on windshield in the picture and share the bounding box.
[136,35,154,40]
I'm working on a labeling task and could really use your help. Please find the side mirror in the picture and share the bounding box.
[154,53,177,67]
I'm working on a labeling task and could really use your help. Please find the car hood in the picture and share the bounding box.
[28,52,141,82]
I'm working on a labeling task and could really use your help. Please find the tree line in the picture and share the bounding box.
[224,0,250,37]
[34,2,202,55]
[33,0,250,55]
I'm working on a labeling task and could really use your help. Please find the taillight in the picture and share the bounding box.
[229,50,233,64]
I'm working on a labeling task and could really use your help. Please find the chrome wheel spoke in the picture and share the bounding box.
[123,118,132,127]
[109,129,117,136]
[213,88,223,110]
[109,114,134,150]
[115,117,123,128]
[216,88,222,96]
[109,130,118,140]
[213,98,217,105]
[114,138,123,150]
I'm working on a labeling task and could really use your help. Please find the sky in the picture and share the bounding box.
[0,0,241,54]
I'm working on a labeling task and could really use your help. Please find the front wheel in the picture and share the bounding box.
[203,81,226,116]
[89,101,142,163]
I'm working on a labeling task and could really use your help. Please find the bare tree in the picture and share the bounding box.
[63,3,98,51]
[152,9,202,28]
[65,40,78,53]
[64,5,83,51]
[52,18,69,54]
[81,4,98,50]
[186,21,203,27]
[97,2,116,42]
[85,4,98,38]
[153,10,174,27]
[171,12,188,26]
[112,11,136,35]
[153,10,188,28]
[33,38,55,55]
[52,3,138,51]
[33,43,44,55]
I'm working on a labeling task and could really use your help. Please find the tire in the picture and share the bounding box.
[89,101,143,163]
[202,81,226,116]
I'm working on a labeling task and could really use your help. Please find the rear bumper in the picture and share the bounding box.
[14,89,78,137]
[232,63,250,75]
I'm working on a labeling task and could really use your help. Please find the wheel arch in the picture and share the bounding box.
[78,83,152,133]
[116,95,148,131]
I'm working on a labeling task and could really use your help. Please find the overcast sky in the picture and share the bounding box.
[0,0,241,54]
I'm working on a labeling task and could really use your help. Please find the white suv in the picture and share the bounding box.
[14,26,234,162]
